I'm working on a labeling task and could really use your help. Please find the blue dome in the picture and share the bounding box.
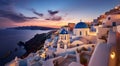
[75,22,88,28]
[60,29,68,34]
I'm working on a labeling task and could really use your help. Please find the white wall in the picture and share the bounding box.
[117,25,120,33]
[58,34,70,45]
[88,44,110,66]
[74,28,89,37]
[71,40,83,46]
[103,14,120,26]
[97,27,110,39]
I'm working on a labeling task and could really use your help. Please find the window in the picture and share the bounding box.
[76,44,80,46]
[108,17,111,20]
[61,36,64,40]
[64,36,66,40]
[80,31,82,35]
[112,22,116,26]
[86,31,87,35]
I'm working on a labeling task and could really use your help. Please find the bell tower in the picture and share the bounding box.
[58,29,70,50]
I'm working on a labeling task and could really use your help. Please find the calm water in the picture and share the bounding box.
[0,29,51,65]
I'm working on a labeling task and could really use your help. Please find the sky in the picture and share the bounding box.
[0,0,119,28]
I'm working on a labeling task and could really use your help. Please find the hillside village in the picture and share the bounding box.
[6,5,120,66]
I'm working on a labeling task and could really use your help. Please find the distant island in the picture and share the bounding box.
[7,26,58,30]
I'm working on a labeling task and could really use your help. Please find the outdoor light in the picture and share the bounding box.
[45,48,48,51]
[110,52,115,59]
[40,52,46,58]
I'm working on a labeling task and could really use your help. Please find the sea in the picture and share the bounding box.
[0,29,51,65]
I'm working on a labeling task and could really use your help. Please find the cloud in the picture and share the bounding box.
[0,17,16,28]
[0,10,38,22]
[0,0,38,22]
[48,10,59,15]
[30,8,43,17]
[30,9,62,21]
[46,16,62,21]
[47,10,62,21]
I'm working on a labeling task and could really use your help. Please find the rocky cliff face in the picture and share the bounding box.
[17,30,57,58]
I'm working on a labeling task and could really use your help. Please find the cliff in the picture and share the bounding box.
[17,30,57,58]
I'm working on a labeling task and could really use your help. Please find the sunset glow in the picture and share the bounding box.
[0,0,119,28]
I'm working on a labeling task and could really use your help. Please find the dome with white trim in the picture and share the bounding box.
[60,29,68,34]
[75,22,88,28]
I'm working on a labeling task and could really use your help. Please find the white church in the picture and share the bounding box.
[43,21,97,55]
